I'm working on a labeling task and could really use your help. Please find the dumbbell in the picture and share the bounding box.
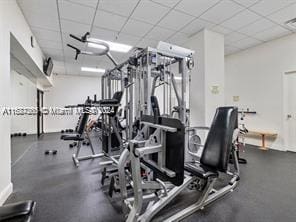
[86,142,90,146]
[61,130,65,133]
[82,141,86,145]
[13,133,18,137]
[18,133,22,136]
[68,129,74,133]
[22,133,27,137]
[45,150,58,155]
[69,142,77,148]
[65,129,70,133]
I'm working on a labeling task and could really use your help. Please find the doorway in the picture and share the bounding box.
[283,72,296,152]
[37,89,44,137]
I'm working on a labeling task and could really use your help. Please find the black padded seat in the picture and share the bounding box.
[62,135,84,141]
[185,163,218,179]
[0,200,36,221]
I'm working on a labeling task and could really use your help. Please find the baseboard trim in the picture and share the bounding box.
[0,182,13,206]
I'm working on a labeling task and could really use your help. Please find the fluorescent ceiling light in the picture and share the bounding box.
[88,38,132,53]
[81,67,105,73]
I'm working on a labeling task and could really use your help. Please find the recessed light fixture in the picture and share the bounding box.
[88,38,133,53]
[81,67,105,73]
[285,18,296,30]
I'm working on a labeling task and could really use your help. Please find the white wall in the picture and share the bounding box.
[184,29,225,127]
[44,75,101,133]
[225,33,296,150]
[0,0,45,205]
[10,70,37,134]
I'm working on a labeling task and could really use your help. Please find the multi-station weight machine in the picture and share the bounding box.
[67,32,240,222]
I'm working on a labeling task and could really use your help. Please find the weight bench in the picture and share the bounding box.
[247,130,277,150]
[0,200,36,222]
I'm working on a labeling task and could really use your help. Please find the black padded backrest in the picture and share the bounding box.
[77,111,90,135]
[151,96,160,122]
[200,107,238,172]
[112,91,123,102]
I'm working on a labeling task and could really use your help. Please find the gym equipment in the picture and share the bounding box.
[45,150,57,155]
[125,107,239,221]
[0,200,36,222]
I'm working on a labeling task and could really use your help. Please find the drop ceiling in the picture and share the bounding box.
[17,0,296,76]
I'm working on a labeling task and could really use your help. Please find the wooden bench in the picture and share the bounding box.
[247,131,277,150]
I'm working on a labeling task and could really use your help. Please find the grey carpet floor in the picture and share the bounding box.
[6,133,296,222]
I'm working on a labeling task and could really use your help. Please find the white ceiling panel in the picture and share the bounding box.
[58,0,95,24]
[225,31,248,44]
[31,28,61,42]
[145,26,175,41]
[268,3,296,25]
[210,25,233,35]
[82,56,102,66]
[254,26,292,41]
[115,33,141,46]
[231,37,262,49]
[232,0,261,7]
[181,18,216,35]
[94,10,127,31]
[64,54,84,65]
[167,32,189,45]
[151,0,181,8]
[200,0,244,24]
[66,0,98,8]
[238,18,276,35]
[221,9,260,30]
[158,10,195,31]
[42,47,64,59]
[121,19,153,37]
[38,39,63,50]
[225,44,241,55]
[61,19,91,35]
[17,0,58,15]
[131,0,170,25]
[22,11,60,31]
[90,27,118,41]
[136,38,159,48]
[250,0,295,16]
[99,0,140,17]
[175,0,220,17]
[66,63,81,75]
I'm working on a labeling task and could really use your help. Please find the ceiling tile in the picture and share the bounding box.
[151,0,180,8]
[250,0,295,16]
[22,11,60,31]
[121,19,153,37]
[158,10,195,31]
[59,0,95,24]
[167,32,189,45]
[99,0,140,17]
[66,0,98,8]
[38,39,63,50]
[238,18,276,35]
[42,48,64,60]
[210,25,233,35]
[225,44,241,55]
[61,19,91,35]
[90,27,118,41]
[225,31,248,44]
[66,63,82,75]
[175,0,220,17]
[31,28,61,42]
[254,26,292,41]
[181,18,216,35]
[221,9,260,30]
[131,0,170,24]
[136,38,159,48]
[232,0,261,7]
[200,0,244,24]
[17,0,58,15]
[231,37,262,49]
[268,3,296,25]
[94,10,127,32]
[115,33,141,46]
[145,26,175,41]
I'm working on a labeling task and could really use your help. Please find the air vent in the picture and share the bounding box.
[285,18,296,30]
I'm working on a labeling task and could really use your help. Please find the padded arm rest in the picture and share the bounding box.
[0,200,36,221]
[62,135,84,141]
